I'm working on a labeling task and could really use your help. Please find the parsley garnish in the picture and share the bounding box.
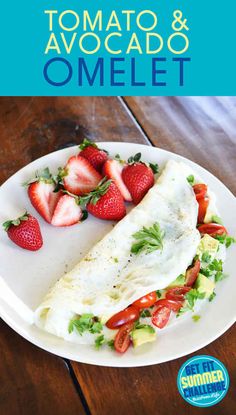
[192,315,201,322]
[177,289,205,316]
[107,339,115,350]
[201,259,223,278]
[215,234,236,248]
[156,290,163,298]
[95,335,105,349]
[209,291,216,302]
[140,309,151,318]
[187,175,195,185]
[131,222,164,255]
[68,314,103,335]
[201,251,212,263]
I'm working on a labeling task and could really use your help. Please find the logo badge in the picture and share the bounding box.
[177,355,230,407]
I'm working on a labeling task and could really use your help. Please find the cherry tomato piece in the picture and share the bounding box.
[132,291,157,309]
[193,184,208,201]
[198,223,228,237]
[198,197,209,224]
[106,306,139,329]
[152,305,171,329]
[185,259,201,287]
[154,298,183,312]
[166,286,191,301]
[114,323,133,353]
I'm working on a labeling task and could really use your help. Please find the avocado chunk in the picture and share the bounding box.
[168,274,185,288]
[194,273,215,298]
[131,325,156,348]
[197,234,219,261]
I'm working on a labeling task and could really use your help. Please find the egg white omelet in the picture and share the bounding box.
[35,160,202,343]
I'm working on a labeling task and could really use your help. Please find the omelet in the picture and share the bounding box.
[35,160,201,343]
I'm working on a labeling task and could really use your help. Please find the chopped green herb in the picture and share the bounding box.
[90,321,103,334]
[192,315,201,322]
[113,257,119,263]
[107,339,115,349]
[201,251,212,263]
[211,215,223,225]
[95,335,105,349]
[68,314,103,335]
[209,291,216,302]
[177,289,205,316]
[215,272,227,283]
[187,175,195,185]
[140,309,152,318]
[131,222,164,255]
[201,258,223,278]
[156,290,163,298]
[215,234,236,248]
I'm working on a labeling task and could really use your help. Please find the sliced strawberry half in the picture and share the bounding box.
[51,194,83,227]
[103,159,132,202]
[26,168,60,223]
[62,155,102,196]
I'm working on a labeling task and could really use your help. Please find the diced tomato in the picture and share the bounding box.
[198,223,228,237]
[154,298,183,312]
[106,306,139,329]
[132,291,157,309]
[166,286,191,301]
[114,323,133,353]
[197,197,209,224]
[185,259,201,286]
[151,305,171,329]
[193,184,207,201]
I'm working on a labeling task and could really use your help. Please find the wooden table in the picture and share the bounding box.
[0,97,235,415]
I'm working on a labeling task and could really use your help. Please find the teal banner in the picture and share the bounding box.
[0,0,235,95]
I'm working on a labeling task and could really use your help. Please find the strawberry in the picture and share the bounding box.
[81,178,126,221]
[61,155,102,196]
[103,159,132,202]
[79,138,108,172]
[3,213,43,251]
[26,168,60,223]
[122,158,155,205]
[51,194,84,227]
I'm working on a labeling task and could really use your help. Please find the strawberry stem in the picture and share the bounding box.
[23,167,55,187]
[79,138,97,150]
[79,177,112,207]
[127,153,142,164]
[3,212,29,232]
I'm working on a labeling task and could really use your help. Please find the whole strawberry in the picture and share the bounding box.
[79,138,108,172]
[122,154,157,205]
[3,213,43,251]
[81,178,126,221]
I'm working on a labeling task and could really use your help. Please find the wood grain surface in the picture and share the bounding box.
[0,96,235,415]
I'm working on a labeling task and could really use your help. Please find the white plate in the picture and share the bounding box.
[0,142,235,367]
